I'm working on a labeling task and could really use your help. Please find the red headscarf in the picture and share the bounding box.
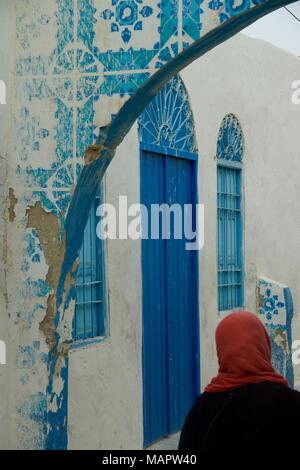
[205,311,288,393]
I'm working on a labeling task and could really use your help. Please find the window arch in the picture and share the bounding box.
[138,75,197,154]
[217,114,244,312]
[217,113,244,163]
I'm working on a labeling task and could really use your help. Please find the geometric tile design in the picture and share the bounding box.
[257,277,294,387]
[15,0,263,207]
[99,0,158,46]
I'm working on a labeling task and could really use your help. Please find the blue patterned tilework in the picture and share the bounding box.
[258,277,294,387]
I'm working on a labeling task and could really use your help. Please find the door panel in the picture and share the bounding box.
[141,149,199,447]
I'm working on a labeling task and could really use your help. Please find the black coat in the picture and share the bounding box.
[178,381,300,450]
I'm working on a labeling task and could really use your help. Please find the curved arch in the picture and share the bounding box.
[138,75,197,154]
[60,1,294,300]
[217,113,244,163]
[50,0,295,449]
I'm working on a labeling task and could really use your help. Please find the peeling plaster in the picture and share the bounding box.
[25,201,78,449]
[26,202,65,351]
[274,328,288,351]
[8,188,18,223]
[84,144,106,165]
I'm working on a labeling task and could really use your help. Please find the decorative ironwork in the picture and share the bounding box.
[217,113,244,162]
[138,75,197,153]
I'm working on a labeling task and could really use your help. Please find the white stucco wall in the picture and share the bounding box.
[68,123,143,450]
[182,33,300,389]
[0,0,14,450]
[68,33,300,449]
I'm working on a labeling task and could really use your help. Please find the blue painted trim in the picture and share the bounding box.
[217,163,244,311]
[240,162,245,310]
[140,147,200,445]
[283,287,294,388]
[140,142,198,161]
[217,159,243,170]
[69,335,109,352]
[192,156,201,395]
[73,189,108,341]
[216,112,245,313]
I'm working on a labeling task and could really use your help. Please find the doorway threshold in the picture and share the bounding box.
[146,432,180,451]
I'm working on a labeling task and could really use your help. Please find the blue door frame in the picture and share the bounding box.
[141,142,200,448]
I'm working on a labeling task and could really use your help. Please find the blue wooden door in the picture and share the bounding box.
[141,146,199,447]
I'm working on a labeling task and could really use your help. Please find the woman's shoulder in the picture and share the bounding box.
[251,381,300,396]
[195,382,300,407]
[247,381,300,413]
[191,389,234,410]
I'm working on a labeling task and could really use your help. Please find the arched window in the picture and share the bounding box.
[217,114,244,312]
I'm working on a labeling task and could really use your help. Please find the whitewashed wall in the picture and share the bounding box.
[182,33,300,389]
[68,33,300,449]
[0,0,14,449]
[68,124,143,450]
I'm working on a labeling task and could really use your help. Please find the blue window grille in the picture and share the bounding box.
[217,114,244,311]
[74,188,107,340]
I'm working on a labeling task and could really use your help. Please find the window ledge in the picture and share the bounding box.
[218,307,245,317]
[69,335,109,352]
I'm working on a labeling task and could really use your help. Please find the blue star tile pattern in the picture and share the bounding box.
[15,0,268,217]
[13,0,269,263]
[260,288,285,321]
[100,0,155,44]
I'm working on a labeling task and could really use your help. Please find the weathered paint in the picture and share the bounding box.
[1,0,297,450]
[257,277,294,387]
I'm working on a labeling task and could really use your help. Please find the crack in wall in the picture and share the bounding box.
[8,188,17,223]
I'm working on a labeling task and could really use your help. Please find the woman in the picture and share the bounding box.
[179,311,300,450]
